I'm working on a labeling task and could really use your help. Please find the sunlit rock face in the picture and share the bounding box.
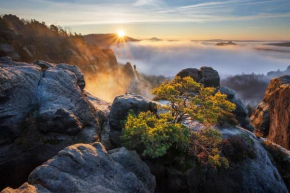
[0,57,107,190]
[2,143,156,193]
[251,75,290,149]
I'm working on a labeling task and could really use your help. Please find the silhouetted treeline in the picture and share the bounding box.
[221,73,269,106]
[0,14,117,72]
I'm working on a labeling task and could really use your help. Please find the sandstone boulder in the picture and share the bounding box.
[56,63,86,90]
[176,68,200,82]
[0,44,21,61]
[176,66,220,87]
[33,60,54,70]
[0,58,104,190]
[199,66,220,87]
[2,143,156,193]
[220,86,254,131]
[109,93,157,146]
[187,127,288,193]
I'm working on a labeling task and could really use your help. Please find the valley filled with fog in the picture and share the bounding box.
[113,40,290,78]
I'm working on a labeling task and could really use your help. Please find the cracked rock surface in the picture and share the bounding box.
[0,57,105,190]
[2,143,156,193]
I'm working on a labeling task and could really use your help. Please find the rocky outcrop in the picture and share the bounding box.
[262,140,290,191]
[109,93,157,146]
[144,124,288,192]
[107,92,287,192]
[220,86,254,131]
[123,62,135,78]
[102,49,118,68]
[186,127,288,193]
[0,44,21,61]
[250,75,290,149]
[0,57,105,190]
[2,143,156,193]
[250,102,269,136]
[176,66,220,87]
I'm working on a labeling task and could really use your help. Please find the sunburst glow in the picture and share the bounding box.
[118,30,125,38]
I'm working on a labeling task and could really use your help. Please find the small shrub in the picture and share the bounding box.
[121,110,190,158]
[222,135,256,163]
[189,128,229,169]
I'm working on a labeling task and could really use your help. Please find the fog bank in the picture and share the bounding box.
[112,41,290,77]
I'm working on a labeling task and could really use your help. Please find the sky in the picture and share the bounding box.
[1,0,290,40]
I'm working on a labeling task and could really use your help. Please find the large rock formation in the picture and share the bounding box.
[250,75,290,149]
[176,67,253,131]
[0,57,105,190]
[2,143,156,193]
[123,62,135,78]
[176,66,220,87]
[108,93,288,192]
[109,93,157,147]
[220,86,254,131]
[262,139,290,191]
[186,127,288,193]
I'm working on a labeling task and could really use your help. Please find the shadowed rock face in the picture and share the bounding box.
[187,127,288,193]
[107,92,288,193]
[176,66,220,87]
[0,57,105,190]
[220,86,254,131]
[2,143,156,193]
[251,75,290,149]
[123,62,135,78]
[0,44,21,61]
[109,93,157,147]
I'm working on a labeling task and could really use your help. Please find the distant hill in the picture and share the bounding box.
[266,42,290,47]
[148,37,163,41]
[84,34,139,47]
[216,41,236,46]
[0,14,119,72]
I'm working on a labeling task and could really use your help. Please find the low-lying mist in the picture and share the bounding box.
[84,66,164,102]
[112,41,290,78]
[85,40,290,104]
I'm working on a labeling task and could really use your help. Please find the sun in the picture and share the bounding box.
[118,30,125,38]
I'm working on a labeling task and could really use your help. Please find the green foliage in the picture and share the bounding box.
[190,128,229,169]
[121,110,190,158]
[122,76,236,169]
[152,76,236,125]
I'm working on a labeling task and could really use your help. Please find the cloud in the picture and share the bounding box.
[0,0,289,27]
[133,0,154,6]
